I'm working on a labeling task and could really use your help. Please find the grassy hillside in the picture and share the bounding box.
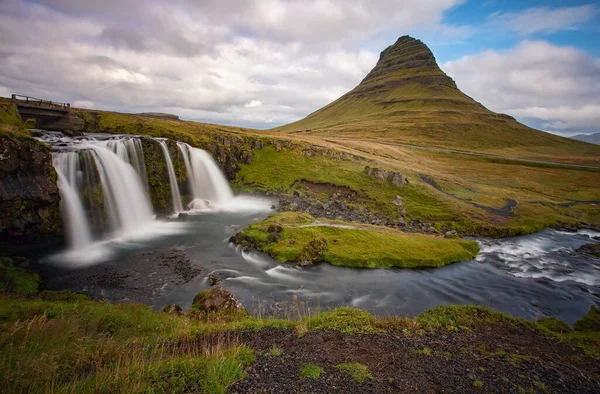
[273,36,600,167]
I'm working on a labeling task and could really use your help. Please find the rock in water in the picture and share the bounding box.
[208,272,221,286]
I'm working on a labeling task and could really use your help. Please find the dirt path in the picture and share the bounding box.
[229,325,600,393]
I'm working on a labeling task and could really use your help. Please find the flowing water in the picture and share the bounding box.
[34,132,600,325]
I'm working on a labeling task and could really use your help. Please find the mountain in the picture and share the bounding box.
[572,132,600,145]
[274,36,600,165]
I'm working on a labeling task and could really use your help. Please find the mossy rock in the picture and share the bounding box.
[574,306,600,332]
[190,286,248,320]
[162,304,183,315]
[297,236,327,266]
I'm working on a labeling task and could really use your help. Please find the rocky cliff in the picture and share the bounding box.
[0,135,61,240]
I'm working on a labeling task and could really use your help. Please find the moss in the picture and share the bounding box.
[240,212,479,268]
[300,363,324,380]
[0,257,39,296]
[574,306,600,332]
[305,306,382,334]
[537,317,571,333]
[335,363,373,383]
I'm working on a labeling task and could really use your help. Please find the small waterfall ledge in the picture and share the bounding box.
[34,132,259,264]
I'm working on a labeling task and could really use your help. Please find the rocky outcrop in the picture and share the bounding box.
[364,166,409,187]
[140,138,188,213]
[0,136,61,239]
[190,286,247,317]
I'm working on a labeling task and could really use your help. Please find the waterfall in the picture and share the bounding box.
[177,142,234,208]
[53,154,93,249]
[85,143,154,234]
[158,140,183,213]
[35,132,243,262]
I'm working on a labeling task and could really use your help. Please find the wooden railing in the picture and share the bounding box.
[11,94,70,111]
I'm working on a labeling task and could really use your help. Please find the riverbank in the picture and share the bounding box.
[0,288,598,393]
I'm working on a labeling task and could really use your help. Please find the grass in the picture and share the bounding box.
[300,363,324,380]
[268,345,283,356]
[272,38,600,167]
[0,296,255,393]
[240,212,480,268]
[0,291,598,393]
[0,258,39,296]
[335,363,373,383]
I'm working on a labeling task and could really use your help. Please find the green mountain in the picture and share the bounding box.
[274,36,600,165]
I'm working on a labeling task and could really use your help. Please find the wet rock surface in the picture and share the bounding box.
[229,325,600,393]
[41,247,202,305]
[0,135,61,239]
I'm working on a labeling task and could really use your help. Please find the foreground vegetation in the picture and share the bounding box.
[0,291,598,393]
[238,212,479,268]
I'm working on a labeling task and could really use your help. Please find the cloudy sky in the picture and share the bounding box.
[0,0,598,135]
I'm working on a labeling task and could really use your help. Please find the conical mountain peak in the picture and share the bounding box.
[274,36,580,154]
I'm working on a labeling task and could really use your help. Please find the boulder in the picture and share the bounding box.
[191,286,246,315]
[364,166,409,187]
[444,230,458,239]
[162,304,183,315]
[208,272,221,286]
[297,236,328,266]
[392,195,403,206]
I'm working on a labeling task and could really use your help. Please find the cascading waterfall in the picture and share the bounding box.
[85,143,155,233]
[158,140,183,212]
[53,155,93,249]
[36,132,239,259]
[177,142,234,209]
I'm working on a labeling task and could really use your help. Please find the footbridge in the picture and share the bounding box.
[11,94,84,132]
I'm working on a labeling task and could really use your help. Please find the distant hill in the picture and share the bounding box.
[138,112,180,120]
[572,132,600,145]
[274,36,600,166]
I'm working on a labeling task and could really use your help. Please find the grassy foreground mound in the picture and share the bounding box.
[0,293,598,393]
[237,212,479,268]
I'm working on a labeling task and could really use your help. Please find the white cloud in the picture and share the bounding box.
[0,0,465,128]
[442,41,600,134]
[488,4,598,34]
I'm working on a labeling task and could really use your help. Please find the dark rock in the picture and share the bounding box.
[267,222,283,234]
[576,243,600,258]
[178,212,189,221]
[268,232,282,243]
[162,304,183,315]
[209,272,221,286]
[0,135,61,239]
[191,286,246,314]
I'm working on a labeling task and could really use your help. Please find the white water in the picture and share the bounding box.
[86,143,155,234]
[158,140,183,213]
[177,142,234,209]
[38,133,267,265]
[54,169,93,249]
